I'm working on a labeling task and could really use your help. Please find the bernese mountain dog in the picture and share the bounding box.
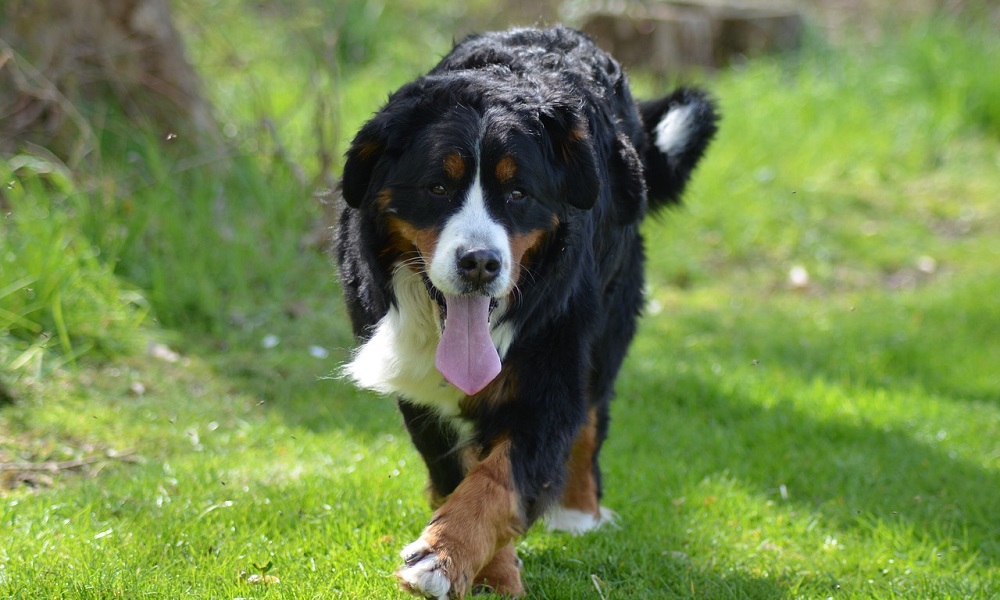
[333,26,717,599]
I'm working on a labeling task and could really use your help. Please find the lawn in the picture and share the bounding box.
[1,2,998,598]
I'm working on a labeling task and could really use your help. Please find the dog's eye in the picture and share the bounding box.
[428,183,448,197]
[508,188,527,203]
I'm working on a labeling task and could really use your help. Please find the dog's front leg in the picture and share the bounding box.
[396,437,524,599]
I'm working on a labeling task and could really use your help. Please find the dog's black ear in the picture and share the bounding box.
[341,118,387,209]
[607,131,648,223]
[540,103,600,210]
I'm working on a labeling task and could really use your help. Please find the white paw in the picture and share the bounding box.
[544,505,619,535]
[397,538,451,600]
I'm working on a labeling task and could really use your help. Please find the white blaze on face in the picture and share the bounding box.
[428,170,512,296]
[345,163,520,405]
[427,168,512,395]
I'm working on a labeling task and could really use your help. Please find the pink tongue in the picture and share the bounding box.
[435,295,501,395]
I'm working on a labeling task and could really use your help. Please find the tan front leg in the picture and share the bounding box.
[397,438,524,599]
[473,542,524,597]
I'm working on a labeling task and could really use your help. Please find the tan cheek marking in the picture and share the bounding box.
[444,152,466,181]
[509,215,559,283]
[559,406,600,517]
[510,230,546,270]
[383,216,439,271]
[495,156,517,184]
[421,438,523,596]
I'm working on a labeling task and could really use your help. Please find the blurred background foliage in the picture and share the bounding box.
[1,0,999,377]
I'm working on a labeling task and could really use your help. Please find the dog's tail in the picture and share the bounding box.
[638,88,719,211]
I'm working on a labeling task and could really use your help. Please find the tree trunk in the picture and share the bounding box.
[0,0,215,163]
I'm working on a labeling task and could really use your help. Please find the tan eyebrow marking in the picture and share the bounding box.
[495,156,517,184]
[444,152,466,181]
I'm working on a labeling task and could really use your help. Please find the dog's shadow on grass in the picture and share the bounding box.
[612,355,999,574]
[605,273,1000,569]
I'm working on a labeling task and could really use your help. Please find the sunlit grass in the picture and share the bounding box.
[1,5,998,599]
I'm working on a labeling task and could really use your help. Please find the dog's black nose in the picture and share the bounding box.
[457,248,502,286]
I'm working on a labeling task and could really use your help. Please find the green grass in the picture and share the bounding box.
[2,4,999,598]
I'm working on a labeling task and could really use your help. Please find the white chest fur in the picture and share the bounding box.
[343,267,515,423]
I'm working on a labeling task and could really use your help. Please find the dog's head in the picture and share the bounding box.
[342,73,598,301]
[340,73,600,394]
